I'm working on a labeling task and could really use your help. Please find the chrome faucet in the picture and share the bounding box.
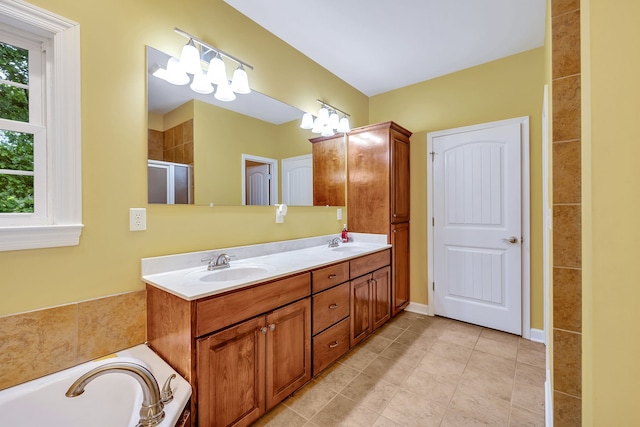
[328,237,341,248]
[201,253,233,270]
[65,361,165,427]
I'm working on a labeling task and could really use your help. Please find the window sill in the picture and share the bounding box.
[0,224,84,251]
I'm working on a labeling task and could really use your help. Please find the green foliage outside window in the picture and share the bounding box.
[0,41,34,213]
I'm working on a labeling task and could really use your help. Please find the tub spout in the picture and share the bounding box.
[65,361,165,427]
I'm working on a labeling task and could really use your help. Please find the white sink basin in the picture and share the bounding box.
[184,265,271,284]
[331,246,366,253]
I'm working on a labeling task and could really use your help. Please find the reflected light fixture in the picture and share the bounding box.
[215,81,236,102]
[301,100,350,135]
[190,73,213,94]
[300,113,314,129]
[152,27,253,103]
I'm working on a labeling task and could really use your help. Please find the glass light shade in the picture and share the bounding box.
[329,111,340,130]
[317,106,329,125]
[337,117,351,133]
[190,73,214,94]
[300,113,314,129]
[179,39,202,75]
[321,124,335,137]
[214,81,236,102]
[311,118,324,134]
[151,67,169,81]
[165,57,189,85]
[207,54,228,85]
[231,65,250,94]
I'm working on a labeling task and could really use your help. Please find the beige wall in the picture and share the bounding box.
[0,0,365,317]
[582,0,640,424]
[369,48,546,329]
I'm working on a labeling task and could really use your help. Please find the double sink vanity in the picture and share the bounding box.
[143,233,396,426]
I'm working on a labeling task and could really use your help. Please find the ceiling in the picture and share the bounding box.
[224,0,546,96]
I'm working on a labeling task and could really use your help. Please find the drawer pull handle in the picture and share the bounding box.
[329,303,339,309]
[328,274,338,279]
[260,327,267,334]
[329,341,339,348]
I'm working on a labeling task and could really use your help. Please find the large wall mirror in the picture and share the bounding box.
[146,46,345,207]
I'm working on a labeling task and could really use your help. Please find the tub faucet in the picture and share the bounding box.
[65,361,165,427]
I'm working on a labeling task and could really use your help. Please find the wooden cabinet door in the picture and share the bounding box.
[196,316,266,427]
[372,266,391,330]
[265,298,311,410]
[350,274,373,346]
[391,222,410,316]
[347,125,390,234]
[391,129,410,223]
[311,135,346,206]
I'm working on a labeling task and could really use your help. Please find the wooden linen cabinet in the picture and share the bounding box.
[347,121,412,316]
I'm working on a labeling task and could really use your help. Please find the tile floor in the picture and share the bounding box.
[253,311,546,427]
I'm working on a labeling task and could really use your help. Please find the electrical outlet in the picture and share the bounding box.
[129,208,147,231]
[337,208,343,220]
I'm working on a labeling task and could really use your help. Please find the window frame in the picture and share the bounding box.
[0,0,82,251]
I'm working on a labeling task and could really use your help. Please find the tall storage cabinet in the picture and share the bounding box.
[347,121,412,316]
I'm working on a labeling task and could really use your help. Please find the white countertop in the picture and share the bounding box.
[142,233,390,301]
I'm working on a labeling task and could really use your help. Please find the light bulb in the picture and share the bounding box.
[317,106,329,125]
[337,117,351,133]
[321,124,335,137]
[214,81,236,102]
[231,64,250,94]
[300,113,314,129]
[190,73,213,94]
[329,111,340,130]
[165,57,189,85]
[206,53,228,86]
[179,39,202,75]
[311,117,324,134]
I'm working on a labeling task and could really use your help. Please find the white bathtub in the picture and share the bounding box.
[0,344,191,427]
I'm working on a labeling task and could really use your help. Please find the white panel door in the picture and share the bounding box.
[246,164,270,205]
[282,154,313,206]
[432,121,522,334]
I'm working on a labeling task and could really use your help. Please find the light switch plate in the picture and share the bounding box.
[130,208,147,231]
[337,208,343,220]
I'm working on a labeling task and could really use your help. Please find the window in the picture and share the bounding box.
[0,0,82,251]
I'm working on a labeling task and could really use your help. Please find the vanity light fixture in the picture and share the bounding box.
[301,100,351,135]
[153,28,254,102]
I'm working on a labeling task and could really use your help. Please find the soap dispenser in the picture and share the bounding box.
[341,224,349,243]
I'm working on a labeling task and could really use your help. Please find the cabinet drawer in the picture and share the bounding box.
[350,249,391,279]
[313,317,350,375]
[312,282,350,335]
[312,261,349,293]
[196,273,310,337]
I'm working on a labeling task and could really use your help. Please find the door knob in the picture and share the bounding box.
[502,236,519,244]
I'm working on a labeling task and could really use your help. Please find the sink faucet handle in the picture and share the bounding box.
[161,373,176,404]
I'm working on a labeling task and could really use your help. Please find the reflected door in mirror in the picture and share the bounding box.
[148,160,193,204]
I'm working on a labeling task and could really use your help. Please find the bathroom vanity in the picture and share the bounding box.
[143,236,393,427]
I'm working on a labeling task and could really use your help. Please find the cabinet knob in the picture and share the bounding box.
[329,303,339,309]
[329,341,339,348]
[269,323,276,331]
[260,327,267,334]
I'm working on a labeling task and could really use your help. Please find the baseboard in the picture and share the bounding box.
[530,328,546,344]
[545,369,553,426]
[405,302,430,315]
